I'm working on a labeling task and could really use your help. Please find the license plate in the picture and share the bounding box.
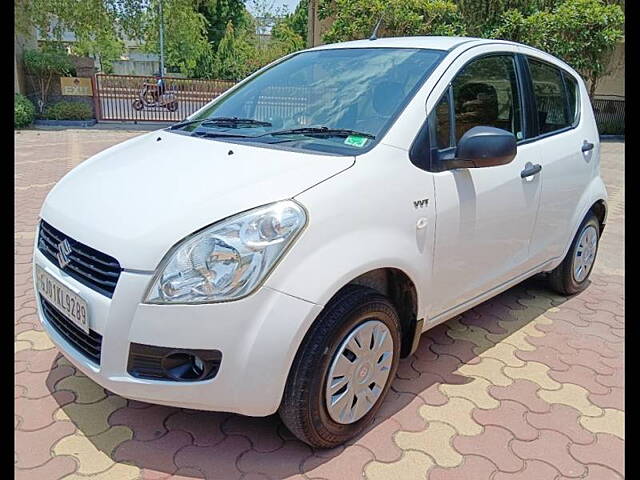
[36,265,90,334]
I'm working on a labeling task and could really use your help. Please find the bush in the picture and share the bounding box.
[14,94,36,128]
[43,101,93,121]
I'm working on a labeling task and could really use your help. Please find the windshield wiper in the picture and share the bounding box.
[169,117,272,130]
[266,127,375,139]
[190,131,253,139]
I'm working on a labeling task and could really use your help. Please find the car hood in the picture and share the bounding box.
[40,131,354,270]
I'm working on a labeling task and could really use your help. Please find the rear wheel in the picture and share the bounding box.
[132,99,144,111]
[279,285,401,448]
[548,212,600,295]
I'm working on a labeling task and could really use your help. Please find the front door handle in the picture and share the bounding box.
[581,141,595,152]
[521,162,542,178]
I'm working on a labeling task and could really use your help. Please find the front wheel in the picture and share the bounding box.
[279,285,401,448]
[132,99,144,111]
[548,212,600,295]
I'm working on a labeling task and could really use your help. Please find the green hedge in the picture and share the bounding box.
[14,94,36,128]
[43,101,94,121]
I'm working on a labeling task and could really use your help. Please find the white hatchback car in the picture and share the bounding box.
[34,36,607,447]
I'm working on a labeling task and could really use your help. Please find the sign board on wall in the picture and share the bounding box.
[60,77,93,96]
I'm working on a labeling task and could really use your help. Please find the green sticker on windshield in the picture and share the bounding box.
[344,135,368,148]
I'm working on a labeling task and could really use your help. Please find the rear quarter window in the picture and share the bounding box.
[563,71,580,126]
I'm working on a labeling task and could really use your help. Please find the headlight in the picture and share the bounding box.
[144,200,306,304]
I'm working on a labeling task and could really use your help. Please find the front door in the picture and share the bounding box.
[427,52,542,320]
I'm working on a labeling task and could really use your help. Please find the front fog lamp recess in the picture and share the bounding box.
[145,201,306,304]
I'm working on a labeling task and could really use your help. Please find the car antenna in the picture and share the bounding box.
[369,15,384,41]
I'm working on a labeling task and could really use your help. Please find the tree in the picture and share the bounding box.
[15,0,147,67]
[491,0,624,97]
[318,0,466,44]
[197,0,250,51]
[279,0,308,40]
[272,0,307,47]
[23,47,75,113]
[141,0,213,76]
[209,20,252,80]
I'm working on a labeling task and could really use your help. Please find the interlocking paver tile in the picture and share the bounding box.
[548,365,610,395]
[419,397,483,435]
[453,425,523,473]
[428,454,498,480]
[236,439,310,478]
[457,357,513,386]
[579,408,624,439]
[559,349,615,375]
[480,342,525,368]
[580,464,624,480]
[376,391,430,431]
[15,421,76,469]
[303,445,375,480]
[492,460,561,480]
[350,417,404,463]
[440,377,500,409]
[488,379,551,413]
[165,410,228,447]
[525,404,595,445]
[538,383,603,417]
[511,430,586,477]
[394,421,462,467]
[114,430,193,474]
[15,391,75,431]
[569,433,624,477]
[55,395,127,436]
[472,399,538,441]
[61,462,140,480]
[588,386,624,411]
[223,415,285,453]
[14,456,78,480]
[54,426,135,475]
[14,132,624,479]
[365,450,434,480]
[109,404,175,441]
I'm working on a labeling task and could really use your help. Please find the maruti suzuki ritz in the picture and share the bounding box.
[33,36,607,447]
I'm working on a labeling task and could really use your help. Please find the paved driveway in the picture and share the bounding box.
[15,130,624,479]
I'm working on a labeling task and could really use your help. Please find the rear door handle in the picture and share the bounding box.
[581,141,595,152]
[521,162,542,178]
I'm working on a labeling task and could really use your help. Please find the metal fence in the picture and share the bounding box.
[94,74,236,122]
[592,96,625,135]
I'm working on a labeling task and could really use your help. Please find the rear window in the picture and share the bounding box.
[527,58,572,135]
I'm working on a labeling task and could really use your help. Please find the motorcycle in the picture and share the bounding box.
[132,79,178,112]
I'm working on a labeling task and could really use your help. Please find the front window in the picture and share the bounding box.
[171,48,445,155]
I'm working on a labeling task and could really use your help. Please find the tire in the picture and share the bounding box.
[279,285,401,448]
[166,101,178,112]
[132,99,144,111]
[548,212,600,295]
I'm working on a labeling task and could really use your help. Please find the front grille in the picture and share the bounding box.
[38,220,121,298]
[40,297,103,364]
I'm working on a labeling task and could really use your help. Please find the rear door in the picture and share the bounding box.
[519,53,598,265]
[425,46,543,320]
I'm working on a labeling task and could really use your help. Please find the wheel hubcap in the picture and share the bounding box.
[572,225,598,283]
[325,320,394,424]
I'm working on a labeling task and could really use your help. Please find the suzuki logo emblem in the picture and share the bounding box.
[57,240,72,269]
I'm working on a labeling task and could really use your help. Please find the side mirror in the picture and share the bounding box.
[448,126,517,169]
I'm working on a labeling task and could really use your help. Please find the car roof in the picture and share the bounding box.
[308,36,520,52]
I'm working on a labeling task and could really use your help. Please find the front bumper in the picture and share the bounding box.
[33,247,322,416]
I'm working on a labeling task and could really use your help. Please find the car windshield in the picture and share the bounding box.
[172,47,445,155]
